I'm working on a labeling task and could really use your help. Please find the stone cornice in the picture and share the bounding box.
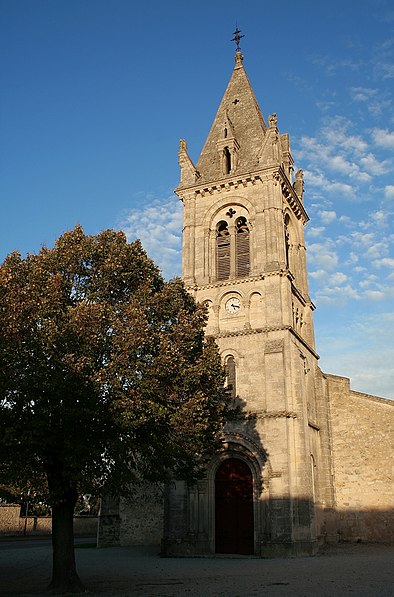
[253,409,298,419]
[206,323,319,359]
[276,167,309,223]
[291,284,307,307]
[186,268,292,292]
[194,175,263,199]
[208,324,293,339]
[176,172,264,199]
[289,327,320,360]
[176,165,286,200]
[290,281,311,307]
[211,328,265,339]
[186,274,264,292]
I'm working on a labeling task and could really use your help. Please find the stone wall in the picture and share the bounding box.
[325,374,394,543]
[0,504,98,536]
[0,505,21,535]
[98,483,163,547]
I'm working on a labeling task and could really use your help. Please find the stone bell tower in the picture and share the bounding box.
[162,36,334,557]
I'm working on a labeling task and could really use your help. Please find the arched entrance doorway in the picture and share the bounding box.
[215,458,254,554]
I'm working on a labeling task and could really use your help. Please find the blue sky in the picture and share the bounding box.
[1,0,393,398]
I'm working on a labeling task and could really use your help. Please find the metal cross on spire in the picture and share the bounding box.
[231,27,244,52]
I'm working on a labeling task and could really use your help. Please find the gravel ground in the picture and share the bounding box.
[0,539,393,596]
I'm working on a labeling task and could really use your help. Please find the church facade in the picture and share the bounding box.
[98,46,393,556]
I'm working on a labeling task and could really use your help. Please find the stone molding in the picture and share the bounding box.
[177,174,263,200]
[220,432,268,470]
[186,268,291,292]
[186,274,265,291]
[289,328,320,359]
[253,410,298,420]
[274,167,309,223]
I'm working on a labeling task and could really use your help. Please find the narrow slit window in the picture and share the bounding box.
[224,147,231,174]
[226,355,236,398]
[284,214,290,269]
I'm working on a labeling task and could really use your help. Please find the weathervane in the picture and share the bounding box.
[231,27,244,52]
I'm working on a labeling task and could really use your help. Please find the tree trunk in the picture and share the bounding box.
[47,486,85,594]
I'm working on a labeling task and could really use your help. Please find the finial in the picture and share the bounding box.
[231,27,244,53]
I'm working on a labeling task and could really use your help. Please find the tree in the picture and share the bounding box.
[0,226,230,593]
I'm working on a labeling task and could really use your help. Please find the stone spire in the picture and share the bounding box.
[194,40,267,185]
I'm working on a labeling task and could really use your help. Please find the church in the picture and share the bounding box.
[98,37,394,556]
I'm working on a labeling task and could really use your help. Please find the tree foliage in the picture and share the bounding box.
[0,226,230,592]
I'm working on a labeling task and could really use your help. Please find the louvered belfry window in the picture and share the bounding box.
[235,217,250,278]
[216,221,231,281]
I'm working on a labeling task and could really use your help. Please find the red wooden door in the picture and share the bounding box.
[215,458,254,554]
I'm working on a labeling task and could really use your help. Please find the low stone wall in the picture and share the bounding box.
[0,505,21,535]
[74,515,98,536]
[0,504,98,536]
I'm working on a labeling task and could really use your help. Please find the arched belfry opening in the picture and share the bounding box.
[215,458,254,555]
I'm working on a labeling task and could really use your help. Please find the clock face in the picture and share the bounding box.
[225,297,241,314]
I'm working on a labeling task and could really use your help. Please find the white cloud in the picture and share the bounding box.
[358,274,379,288]
[320,210,337,224]
[303,169,328,187]
[366,241,388,260]
[353,265,367,273]
[307,242,339,270]
[329,181,355,196]
[371,128,394,149]
[359,153,390,176]
[357,171,373,182]
[322,118,368,154]
[349,231,381,254]
[327,155,360,177]
[350,87,378,102]
[363,289,386,300]
[349,83,391,117]
[120,195,183,279]
[348,252,359,264]
[368,99,392,118]
[378,62,394,79]
[306,226,325,238]
[373,257,394,268]
[315,284,360,303]
[303,169,355,197]
[329,272,348,285]
[338,215,353,226]
[371,210,389,227]
[385,185,394,198]
[310,269,328,280]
